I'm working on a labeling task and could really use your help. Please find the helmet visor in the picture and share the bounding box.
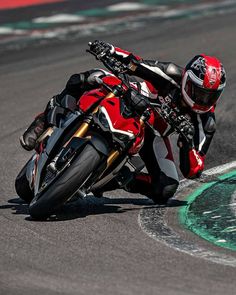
[185,78,222,107]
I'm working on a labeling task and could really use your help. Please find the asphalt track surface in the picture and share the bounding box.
[1,7,236,295]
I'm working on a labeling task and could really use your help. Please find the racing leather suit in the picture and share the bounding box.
[52,46,216,203]
[22,45,216,203]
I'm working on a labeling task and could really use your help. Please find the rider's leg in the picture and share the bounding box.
[92,130,179,204]
[127,130,179,204]
[20,70,106,151]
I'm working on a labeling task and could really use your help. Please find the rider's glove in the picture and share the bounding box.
[89,40,115,59]
[176,116,194,147]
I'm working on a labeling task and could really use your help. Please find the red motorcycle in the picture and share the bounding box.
[15,43,194,220]
[15,45,158,219]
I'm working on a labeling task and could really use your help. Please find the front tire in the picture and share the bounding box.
[29,144,102,220]
[15,159,34,203]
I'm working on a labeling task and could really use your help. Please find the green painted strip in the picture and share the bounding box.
[179,170,236,251]
[2,21,56,30]
[75,8,119,17]
[2,1,236,33]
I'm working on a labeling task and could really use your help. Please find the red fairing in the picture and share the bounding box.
[100,97,144,155]
[78,75,123,112]
[78,75,145,155]
[78,88,106,112]
[187,149,205,178]
[102,75,124,87]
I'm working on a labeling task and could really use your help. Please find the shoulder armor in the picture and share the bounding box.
[143,60,159,67]
[143,61,183,84]
[165,63,183,84]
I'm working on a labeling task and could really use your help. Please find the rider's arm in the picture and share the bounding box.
[179,110,216,179]
[113,47,181,91]
[89,41,182,94]
[57,69,113,101]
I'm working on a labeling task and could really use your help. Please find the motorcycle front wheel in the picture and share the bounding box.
[29,144,101,220]
[15,158,34,203]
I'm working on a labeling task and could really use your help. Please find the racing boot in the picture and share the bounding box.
[20,113,46,151]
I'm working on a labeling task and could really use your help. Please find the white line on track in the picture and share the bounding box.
[1,0,236,39]
[230,191,236,217]
[107,2,150,11]
[139,161,236,267]
[33,14,86,23]
[0,27,13,34]
[0,27,26,34]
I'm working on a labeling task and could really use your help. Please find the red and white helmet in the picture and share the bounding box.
[182,54,226,113]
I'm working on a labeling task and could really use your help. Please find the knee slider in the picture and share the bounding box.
[151,181,179,204]
[152,173,179,202]
[162,182,179,199]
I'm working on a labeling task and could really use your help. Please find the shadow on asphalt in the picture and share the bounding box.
[0,197,29,215]
[0,196,187,222]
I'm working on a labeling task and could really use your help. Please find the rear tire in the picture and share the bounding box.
[29,144,102,220]
[15,159,34,203]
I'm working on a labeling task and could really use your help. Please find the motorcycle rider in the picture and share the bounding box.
[20,40,226,204]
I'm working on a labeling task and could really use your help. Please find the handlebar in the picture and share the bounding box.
[86,43,194,142]
[86,46,129,75]
[87,45,134,100]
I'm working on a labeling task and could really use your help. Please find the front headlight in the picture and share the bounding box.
[113,132,131,143]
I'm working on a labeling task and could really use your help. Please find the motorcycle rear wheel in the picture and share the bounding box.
[29,144,101,220]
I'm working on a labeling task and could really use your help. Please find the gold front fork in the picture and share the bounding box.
[72,121,91,138]
[68,92,120,169]
[106,150,120,169]
[72,106,98,139]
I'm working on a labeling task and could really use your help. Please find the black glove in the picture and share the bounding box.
[89,40,114,59]
[177,117,194,141]
[176,116,195,149]
[160,104,194,144]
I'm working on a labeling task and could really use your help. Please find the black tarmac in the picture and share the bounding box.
[0,6,236,295]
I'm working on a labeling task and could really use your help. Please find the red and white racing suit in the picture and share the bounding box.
[56,47,216,203]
